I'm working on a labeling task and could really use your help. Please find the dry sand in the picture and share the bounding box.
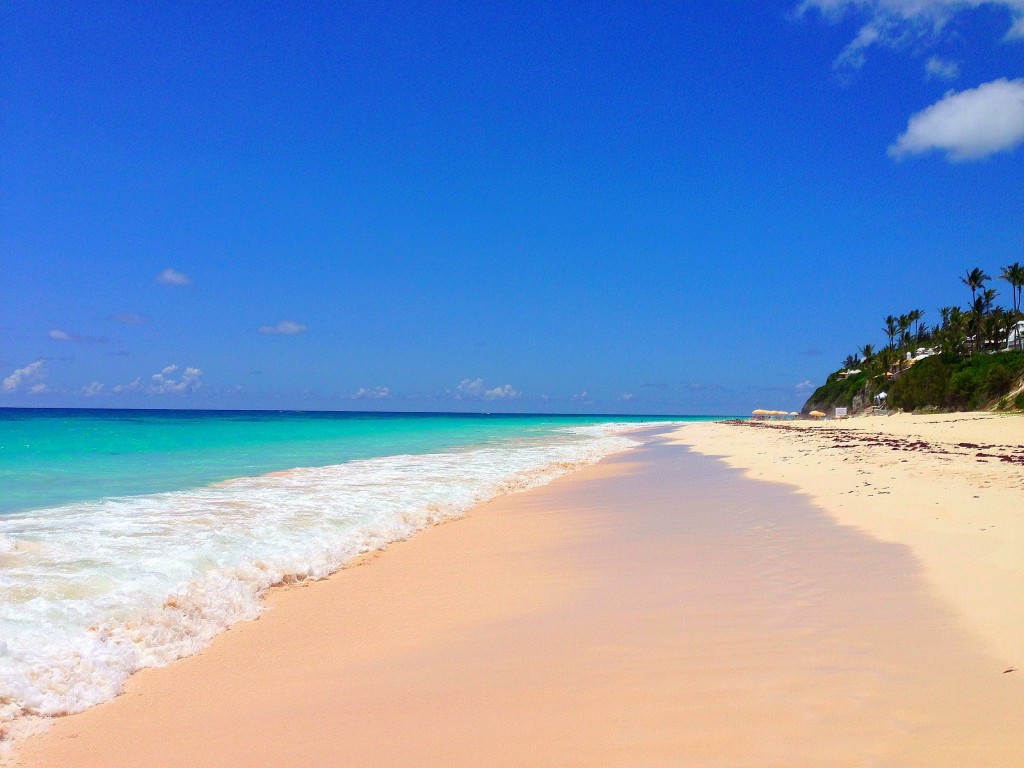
[14,424,1024,767]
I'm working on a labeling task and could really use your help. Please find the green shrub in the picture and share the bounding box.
[889,355,953,411]
[887,350,1024,412]
[803,370,870,413]
[949,367,982,404]
[985,364,1013,397]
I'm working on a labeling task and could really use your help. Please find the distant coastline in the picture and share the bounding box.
[803,264,1024,416]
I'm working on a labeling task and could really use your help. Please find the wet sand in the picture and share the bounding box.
[14,431,1024,766]
[672,413,1024,667]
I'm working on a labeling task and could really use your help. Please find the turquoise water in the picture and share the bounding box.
[0,409,702,516]
[1,408,713,732]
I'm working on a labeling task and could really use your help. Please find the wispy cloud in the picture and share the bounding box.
[798,1,1024,69]
[455,378,521,400]
[680,380,722,393]
[2,360,45,393]
[150,364,203,394]
[110,312,148,325]
[350,386,390,399]
[156,268,191,286]
[795,379,816,391]
[620,391,636,401]
[112,377,142,393]
[48,328,108,343]
[83,381,105,396]
[570,390,594,404]
[889,78,1024,160]
[258,320,308,335]
[925,55,959,80]
[29,383,49,395]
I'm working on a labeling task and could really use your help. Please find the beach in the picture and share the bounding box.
[672,412,1024,667]
[12,417,1024,766]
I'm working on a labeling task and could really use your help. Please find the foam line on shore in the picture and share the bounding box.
[0,423,649,743]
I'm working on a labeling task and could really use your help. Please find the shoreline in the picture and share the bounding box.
[0,419,645,748]
[670,412,1024,667]
[12,424,1024,766]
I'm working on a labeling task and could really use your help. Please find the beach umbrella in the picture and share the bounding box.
[809,410,825,419]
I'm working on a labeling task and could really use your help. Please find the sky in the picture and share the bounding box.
[2,1,1023,415]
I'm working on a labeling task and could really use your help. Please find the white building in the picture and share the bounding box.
[1007,320,1024,351]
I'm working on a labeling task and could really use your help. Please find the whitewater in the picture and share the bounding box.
[0,417,661,740]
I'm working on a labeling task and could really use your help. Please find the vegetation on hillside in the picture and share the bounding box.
[802,262,1024,414]
[887,351,1024,412]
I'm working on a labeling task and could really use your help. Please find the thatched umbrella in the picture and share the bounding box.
[809,410,826,419]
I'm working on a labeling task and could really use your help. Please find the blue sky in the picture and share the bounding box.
[3,1,1023,414]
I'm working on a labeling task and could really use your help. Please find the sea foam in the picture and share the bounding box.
[0,423,644,737]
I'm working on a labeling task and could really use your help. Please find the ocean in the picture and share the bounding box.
[0,408,705,734]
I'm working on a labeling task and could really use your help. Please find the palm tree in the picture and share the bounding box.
[908,309,923,340]
[982,287,998,312]
[970,295,988,354]
[859,343,875,362]
[916,322,930,346]
[983,309,1007,351]
[898,313,912,357]
[884,315,899,350]
[936,306,967,356]
[999,262,1024,349]
[999,262,1024,316]
[961,267,990,306]
[947,307,968,356]
[877,346,899,378]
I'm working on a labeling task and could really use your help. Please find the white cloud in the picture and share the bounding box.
[351,386,390,399]
[112,377,142,393]
[455,378,521,401]
[2,360,45,393]
[925,55,959,79]
[571,390,594,404]
[889,78,1024,159]
[28,383,48,395]
[620,391,637,401]
[799,1,1024,68]
[485,384,520,400]
[48,328,107,343]
[795,379,815,391]
[258,320,308,335]
[157,268,191,286]
[456,378,485,398]
[111,312,147,325]
[83,381,105,396]
[149,364,203,394]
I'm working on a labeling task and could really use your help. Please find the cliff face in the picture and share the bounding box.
[801,371,871,415]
